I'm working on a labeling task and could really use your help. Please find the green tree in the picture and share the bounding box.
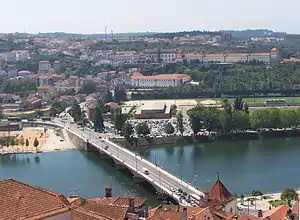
[280,109,298,128]
[20,135,25,146]
[68,100,84,123]
[25,138,29,147]
[33,138,39,148]
[114,107,125,131]
[250,190,263,197]
[170,105,177,117]
[93,106,104,131]
[281,188,298,206]
[82,80,97,95]
[233,97,244,111]
[176,111,184,135]
[114,86,127,103]
[164,122,175,134]
[122,122,133,139]
[103,89,114,103]
[232,110,251,131]
[136,122,151,136]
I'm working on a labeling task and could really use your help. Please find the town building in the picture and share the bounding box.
[38,85,57,103]
[38,60,51,73]
[160,49,177,63]
[130,72,191,88]
[184,48,279,64]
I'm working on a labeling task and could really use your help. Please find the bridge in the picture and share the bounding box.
[32,119,206,206]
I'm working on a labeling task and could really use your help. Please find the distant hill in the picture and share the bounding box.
[36,32,157,39]
[223,29,287,39]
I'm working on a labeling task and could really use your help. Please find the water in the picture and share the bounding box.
[0,150,159,205]
[136,137,300,195]
[1,138,300,204]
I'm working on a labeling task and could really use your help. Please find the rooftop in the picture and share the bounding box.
[0,179,70,220]
[209,179,236,203]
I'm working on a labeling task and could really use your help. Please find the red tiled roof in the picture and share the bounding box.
[0,179,70,220]
[189,206,234,220]
[236,214,261,220]
[264,205,290,220]
[130,72,190,80]
[87,196,147,208]
[209,180,236,203]
[82,202,128,220]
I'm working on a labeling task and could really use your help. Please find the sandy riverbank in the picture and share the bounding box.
[0,127,75,155]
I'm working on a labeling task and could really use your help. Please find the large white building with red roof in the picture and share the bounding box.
[130,72,191,88]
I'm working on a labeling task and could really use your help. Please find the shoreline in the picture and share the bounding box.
[0,127,76,155]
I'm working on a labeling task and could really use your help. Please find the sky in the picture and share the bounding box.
[1,0,299,34]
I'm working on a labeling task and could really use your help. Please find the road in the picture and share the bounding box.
[52,118,206,205]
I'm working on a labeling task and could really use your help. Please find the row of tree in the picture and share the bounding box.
[189,104,300,134]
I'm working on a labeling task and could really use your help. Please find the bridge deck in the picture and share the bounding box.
[33,120,206,205]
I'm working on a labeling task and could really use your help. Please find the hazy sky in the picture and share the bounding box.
[1,0,299,34]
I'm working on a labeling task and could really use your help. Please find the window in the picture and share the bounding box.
[204,215,206,220]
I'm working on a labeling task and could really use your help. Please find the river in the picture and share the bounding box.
[1,138,299,205]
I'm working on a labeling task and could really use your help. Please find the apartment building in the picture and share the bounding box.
[130,72,191,88]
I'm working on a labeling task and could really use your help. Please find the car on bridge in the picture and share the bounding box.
[141,167,149,175]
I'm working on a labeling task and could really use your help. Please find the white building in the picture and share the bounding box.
[38,61,51,73]
[130,72,191,88]
[160,49,177,63]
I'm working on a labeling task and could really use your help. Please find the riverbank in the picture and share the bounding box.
[0,127,75,155]
[237,190,300,215]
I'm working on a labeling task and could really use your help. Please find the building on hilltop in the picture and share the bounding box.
[184,48,280,64]
[130,72,191,88]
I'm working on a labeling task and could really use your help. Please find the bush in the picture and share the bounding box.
[250,190,263,197]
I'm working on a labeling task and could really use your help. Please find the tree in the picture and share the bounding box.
[25,138,29,147]
[170,105,177,117]
[93,106,104,131]
[82,80,97,95]
[233,97,244,111]
[281,188,298,206]
[136,122,151,136]
[20,135,25,146]
[250,190,263,197]
[232,110,251,131]
[122,122,133,139]
[114,107,125,131]
[33,138,39,148]
[164,122,175,134]
[68,100,84,123]
[114,86,127,103]
[176,111,184,135]
[103,89,114,103]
